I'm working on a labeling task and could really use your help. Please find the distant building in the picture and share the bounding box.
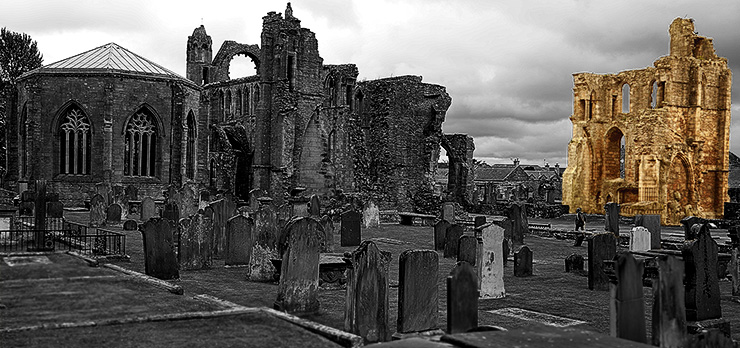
[729,152,740,203]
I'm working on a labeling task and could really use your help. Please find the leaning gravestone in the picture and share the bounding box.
[123,219,138,231]
[629,226,651,252]
[106,203,123,223]
[443,224,464,259]
[178,214,212,270]
[478,223,505,298]
[457,235,478,266]
[442,202,456,224]
[363,201,380,228]
[635,214,661,249]
[513,245,533,277]
[682,224,721,322]
[140,196,156,221]
[397,250,439,334]
[507,202,528,246]
[308,194,321,217]
[611,252,647,343]
[140,218,179,280]
[344,241,391,343]
[433,220,451,251]
[341,210,362,247]
[447,261,478,334]
[319,215,334,252]
[604,202,620,236]
[565,253,584,273]
[274,217,323,314]
[588,232,617,291]
[652,255,686,348]
[225,215,254,267]
[89,194,107,227]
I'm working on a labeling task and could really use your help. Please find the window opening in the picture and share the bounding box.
[186,112,196,179]
[124,110,157,177]
[59,107,91,175]
[622,84,630,113]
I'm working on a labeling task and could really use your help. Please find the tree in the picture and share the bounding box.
[0,27,43,179]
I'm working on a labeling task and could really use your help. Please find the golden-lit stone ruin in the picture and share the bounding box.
[562,18,732,225]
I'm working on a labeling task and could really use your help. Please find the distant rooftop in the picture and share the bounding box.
[20,43,186,80]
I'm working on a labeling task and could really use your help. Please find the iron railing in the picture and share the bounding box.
[0,219,126,256]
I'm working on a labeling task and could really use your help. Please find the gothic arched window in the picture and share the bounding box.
[186,111,196,179]
[59,106,92,175]
[124,109,157,177]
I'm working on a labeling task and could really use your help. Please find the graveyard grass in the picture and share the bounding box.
[74,212,740,342]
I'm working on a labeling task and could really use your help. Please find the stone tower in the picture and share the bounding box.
[186,25,213,85]
[562,18,732,225]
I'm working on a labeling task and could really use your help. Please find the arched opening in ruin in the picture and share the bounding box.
[622,84,630,113]
[297,114,326,194]
[666,155,692,223]
[650,81,658,108]
[225,90,232,120]
[228,54,258,79]
[588,90,596,120]
[604,127,624,180]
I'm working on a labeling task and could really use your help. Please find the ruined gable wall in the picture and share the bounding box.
[352,75,451,211]
[562,18,731,224]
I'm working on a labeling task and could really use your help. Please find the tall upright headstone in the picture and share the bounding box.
[513,245,533,277]
[442,202,455,224]
[140,218,179,280]
[433,220,451,251]
[604,202,620,236]
[729,226,740,297]
[610,252,647,343]
[682,224,721,321]
[341,210,362,247]
[507,202,528,246]
[635,214,661,249]
[457,235,478,266]
[319,215,334,252]
[478,223,505,298]
[251,204,280,281]
[397,250,439,334]
[629,226,651,252]
[141,196,156,221]
[225,215,254,266]
[274,217,323,314]
[178,214,213,270]
[345,241,391,343]
[308,194,321,217]
[443,224,464,259]
[106,203,123,223]
[588,232,617,291]
[363,201,380,228]
[447,261,478,334]
[652,255,687,348]
[89,193,106,228]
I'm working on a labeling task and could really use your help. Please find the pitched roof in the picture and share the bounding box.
[21,43,185,79]
[475,167,515,181]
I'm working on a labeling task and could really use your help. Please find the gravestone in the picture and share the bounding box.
[506,203,528,246]
[95,182,111,205]
[680,216,705,240]
[478,223,505,298]
[276,203,292,230]
[502,238,510,266]
[457,235,478,266]
[682,224,721,321]
[474,216,486,228]
[628,226,651,252]
[319,215,334,252]
[199,190,211,211]
[442,202,455,224]
[290,197,309,217]
[588,232,617,291]
[140,196,156,221]
[225,215,254,266]
[565,253,584,272]
[604,202,620,236]
[124,185,139,201]
[180,184,199,218]
[363,201,380,228]
[513,245,533,277]
[162,202,180,222]
[251,204,280,281]
[140,218,179,280]
[123,219,138,231]
[447,261,478,334]
[730,226,740,297]
[635,214,661,249]
[344,241,391,343]
[573,232,586,247]
[341,210,362,247]
[610,252,647,343]
[433,220,451,251]
[443,224,464,259]
[89,193,107,227]
[397,250,439,334]
[651,255,686,348]
[308,194,321,217]
[274,217,323,314]
[248,188,264,211]
[178,214,213,270]
[46,201,64,218]
[106,203,123,223]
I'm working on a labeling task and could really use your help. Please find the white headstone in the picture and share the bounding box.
[363,202,380,228]
[478,223,505,298]
[629,226,651,252]
[442,203,455,224]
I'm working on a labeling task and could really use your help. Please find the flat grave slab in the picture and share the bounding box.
[486,307,587,328]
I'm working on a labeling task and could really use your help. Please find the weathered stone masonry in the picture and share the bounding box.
[562,18,732,225]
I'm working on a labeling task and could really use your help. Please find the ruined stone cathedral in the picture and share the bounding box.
[562,18,732,225]
[8,4,473,209]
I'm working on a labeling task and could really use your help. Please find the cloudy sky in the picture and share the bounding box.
[3,0,738,167]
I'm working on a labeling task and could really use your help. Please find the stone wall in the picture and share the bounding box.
[562,18,732,225]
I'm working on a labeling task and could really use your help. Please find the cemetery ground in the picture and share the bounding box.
[61,212,740,343]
